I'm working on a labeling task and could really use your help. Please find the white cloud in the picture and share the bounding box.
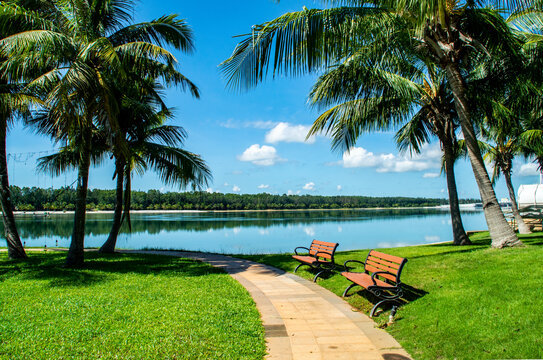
[423,172,440,178]
[287,190,301,195]
[238,144,283,166]
[206,188,214,193]
[303,182,316,191]
[342,145,441,173]
[337,185,342,191]
[232,185,241,192]
[518,163,540,176]
[258,184,270,189]
[304,227,316,237]
[223,182,229,186]
[265,122,316,144]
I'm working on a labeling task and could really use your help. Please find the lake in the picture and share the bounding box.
[7,208,487,254]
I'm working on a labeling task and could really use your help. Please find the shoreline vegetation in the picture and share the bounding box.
[9,204,478,216]
[9,185,478,212]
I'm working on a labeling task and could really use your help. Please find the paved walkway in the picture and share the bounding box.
[125,250,412,360]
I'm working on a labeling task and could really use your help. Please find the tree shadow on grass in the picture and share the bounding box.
[0,252,225,288]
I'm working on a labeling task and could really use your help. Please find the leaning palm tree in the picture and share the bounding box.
[308,48,471,244]
[221,0,525,248]
[483,141,532,233]
[99,79,210,253]
[0,0,49,259]
[1,0,200,266]
[0,81,34,259]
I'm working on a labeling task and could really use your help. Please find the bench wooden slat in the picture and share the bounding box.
[369,250,405,265]
[309,241,336,260]
[365,260,399,276]
[364,264,398,282]
[312,239,337,247]
[366,255,401,270]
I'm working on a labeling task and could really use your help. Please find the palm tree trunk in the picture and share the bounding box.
[442,136,471,245]
[503,169,531,234]
[0,120,26,259]
[444,63,522,248]
[65,133,92,267]
[99,158,125,253]
[122,166,131,231]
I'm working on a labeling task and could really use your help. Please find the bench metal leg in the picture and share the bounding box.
[342,283,358,297]
[370,300,401,318]
[389,304,399,324]
[294,263,304,273]
[313,269,328,282]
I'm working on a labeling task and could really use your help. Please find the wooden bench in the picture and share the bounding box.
[292,239,339,282]
[342,250,408,319]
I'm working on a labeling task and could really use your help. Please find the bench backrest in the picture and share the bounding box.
[364,250,407,284]
[309,240,338,261]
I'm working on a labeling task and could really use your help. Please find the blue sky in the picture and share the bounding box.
[6,0,542,199]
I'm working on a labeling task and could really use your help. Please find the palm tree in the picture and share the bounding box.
[0,0,50,259]
[480,120,532,234]
[0,81,32,259]
[220,0,525,248]
[508,8,543,176]
[306,47,471,244]
[1,0,200,266]
[99,79,210,253]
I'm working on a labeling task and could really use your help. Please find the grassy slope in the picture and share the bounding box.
[0,252,265,360]
[240,232,543,360]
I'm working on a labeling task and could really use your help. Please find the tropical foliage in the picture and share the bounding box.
[0,0,209,264]
[220,0,543,248]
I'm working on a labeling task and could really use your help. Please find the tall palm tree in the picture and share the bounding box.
[307,47,471,244]
[0,0,51,259]
[99,79,210,253]
[1,0,200,266]
[0,81,33,259]
[481,124,532,234]
[220,0,525,248]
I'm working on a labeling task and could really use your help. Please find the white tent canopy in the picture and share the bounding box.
[518,184,543,209]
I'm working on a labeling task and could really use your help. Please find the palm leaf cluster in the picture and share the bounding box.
[221,0,543,248]
[0,0,210,264]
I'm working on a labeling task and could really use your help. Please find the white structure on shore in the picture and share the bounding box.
[518,184,543,209]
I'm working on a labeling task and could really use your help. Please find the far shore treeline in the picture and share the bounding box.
[9,186,476,211]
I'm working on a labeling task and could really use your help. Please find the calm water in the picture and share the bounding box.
[7,209,487,254]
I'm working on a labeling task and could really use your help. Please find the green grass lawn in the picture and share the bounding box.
[240,232,543,360]
[0,252,265,360]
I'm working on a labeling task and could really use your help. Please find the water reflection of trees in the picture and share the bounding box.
[5,209,480,240]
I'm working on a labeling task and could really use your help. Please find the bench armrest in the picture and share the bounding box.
[371,271,397,286]
[343,259,365,272]
[294,246,311,255]
[315,251,332,259]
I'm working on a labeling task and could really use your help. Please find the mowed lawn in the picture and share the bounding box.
[0,252,265,360]
[241,232,543,360]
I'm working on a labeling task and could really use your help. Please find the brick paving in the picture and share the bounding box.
[124,250,412,360]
